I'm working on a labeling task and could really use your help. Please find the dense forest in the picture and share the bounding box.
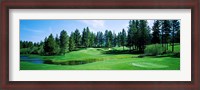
[20,20,180,56]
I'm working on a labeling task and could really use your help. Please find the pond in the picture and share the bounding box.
[20,56,44,64]
[20,56,99,65]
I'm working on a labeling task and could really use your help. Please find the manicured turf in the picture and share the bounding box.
[20,44,180,70]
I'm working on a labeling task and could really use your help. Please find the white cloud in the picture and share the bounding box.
[80,20,105,32]
[81,20,105,27]
[23,28,43,33]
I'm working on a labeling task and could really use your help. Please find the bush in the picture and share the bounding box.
[37,46,44,55]
[173,52,180,58]
[144,44,165,56]
[31,47,39,54]
[20,48,33,54]
[20,48,29,54]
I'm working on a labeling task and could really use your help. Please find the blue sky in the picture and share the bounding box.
[20,20,154,42]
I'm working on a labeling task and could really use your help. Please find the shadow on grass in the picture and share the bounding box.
[144,52,180,58]
[44,60,91,65]
[103,50,143,55]
[44,58,104,65]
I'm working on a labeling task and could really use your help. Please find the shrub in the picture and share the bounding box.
[173,52,180,58]
[31,47,39,54]
[20,48,29,54]
[20,48,32,54]
[37,46,44,55]
[144,44,165,56]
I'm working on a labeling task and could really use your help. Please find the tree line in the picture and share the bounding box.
[20,20,180,56]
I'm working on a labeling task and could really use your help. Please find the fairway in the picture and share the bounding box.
[20,46,180,70]
[20,20,180,70]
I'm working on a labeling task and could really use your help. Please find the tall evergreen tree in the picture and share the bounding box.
[94,33,98,47]
[146,26,152,45]
[112,32,117,47]
[44,34,59,55]
[96,31,103,47]
[96,31,100,47]
[82,27,90,48]
[162,20,171,51]
[135,20,140,50]
[175,29,180,43]
[151,20,160,44]
[160,20,164,47]
[117,32,122,47]
[59,30,69,54]
[69,32,75,51]
[107,30,113,48]
[121,29,126,50]
[86,27,90,47]
[138,20,148,52]
[89,32,96,47]
[74,29,81,49]
[172,20,180,52]
[82,28,86,47]
[55,34,60,46]
[98,31,104,47]
[104,30,109,48]
[127,20,134,50]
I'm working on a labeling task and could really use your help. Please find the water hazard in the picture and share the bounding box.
[20,56,99,65]
[20,56,44,64]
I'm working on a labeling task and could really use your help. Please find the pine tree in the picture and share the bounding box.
[151,20,160,44]
[175,29,180,43]
[121,29,126,50]
[104,30,109,48]
[82,28,86,47]
[112,32,117,47]
[97,31,104,47]
[162,20,171,51]
[96,31,101,47]
[82,27,90,48]
[69,32,75,51]
[138,20,148,52]
[117,32,122,47]
[74,29,81,49]
[86,27,90,47]
[59,30,69,54]
[135,20,140,50]
[146,26,152,45]
[172,20,180,52]
[127,20,134,50]
[55,34,60,46]
[89,32,96,47]
[160,20,164,47]
[108,30,113,48]
[44,34,59,55]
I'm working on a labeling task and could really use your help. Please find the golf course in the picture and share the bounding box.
[20,44,180,70]
[20,20,180,70]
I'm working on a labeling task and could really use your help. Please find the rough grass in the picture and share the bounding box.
[20,44,180,70]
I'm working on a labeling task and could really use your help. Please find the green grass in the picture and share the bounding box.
[20,44,180,70]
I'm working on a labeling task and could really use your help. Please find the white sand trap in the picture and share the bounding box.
[132,62,168,68]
